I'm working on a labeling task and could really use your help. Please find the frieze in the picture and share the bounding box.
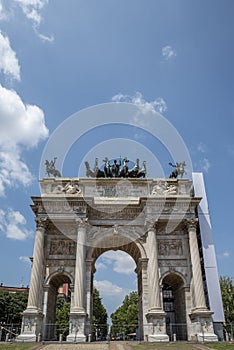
[158,259,187,267]
[47,224,77,236]
[42,201,86,214]
[49,239,76,255]
[89,206,143,220]
[86,225,145,243]
[46,260,75,267]
[158,239,183,256]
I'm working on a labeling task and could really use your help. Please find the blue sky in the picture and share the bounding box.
[0,0,234,317]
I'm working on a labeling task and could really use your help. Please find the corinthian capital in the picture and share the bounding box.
[35,216,48,230]
[145,218,158,231]
[186,219,198,231]
[76,217,89,228]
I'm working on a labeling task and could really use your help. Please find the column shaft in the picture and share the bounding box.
[188,220,207,310]
[73,220,86,311]
[27,218,46,310]
[147,222,161,310]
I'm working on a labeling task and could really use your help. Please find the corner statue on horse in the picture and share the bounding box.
[169,161,186,178]
[45,157,61,177]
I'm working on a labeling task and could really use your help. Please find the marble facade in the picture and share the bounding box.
[17,177,219,342]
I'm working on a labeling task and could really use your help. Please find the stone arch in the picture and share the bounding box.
[161,272,187,341]
[89,237,146,264]
[45,269,74,287]
[43,271,73,341]
[86,234,146,341]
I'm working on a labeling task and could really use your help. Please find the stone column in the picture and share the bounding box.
[187,219,218,342]
[147,220,161,311]
[67,218,87,342]
[17,217,47,342]
[137,258,148,341]
[187,219,207,311]
[145,219,169,342]
[85,259,93,338]
[27,217,47,310]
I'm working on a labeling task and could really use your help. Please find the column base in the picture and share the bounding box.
[196,333,218,342]
[67,311,86,342]
[189,309,218,342]
[16,309,43,342]
[146,310,169,342]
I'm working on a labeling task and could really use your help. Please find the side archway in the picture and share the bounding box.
[161,272,187,341]
[43,272,72,340]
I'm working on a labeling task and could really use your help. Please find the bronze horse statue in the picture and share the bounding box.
[45,158,61,177]
[169,161,186,178]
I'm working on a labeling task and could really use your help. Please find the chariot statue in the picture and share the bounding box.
[85,157,147,178]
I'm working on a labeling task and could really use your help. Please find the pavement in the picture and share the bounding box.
[39,343,128,350]
[34,341,214,350]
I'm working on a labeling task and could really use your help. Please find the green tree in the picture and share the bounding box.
[56,297,70,337]
[111,291,138,339]
[0,290,28,324]
[220,276,234,324]
[92,287,108,340]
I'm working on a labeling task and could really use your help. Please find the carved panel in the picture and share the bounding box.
[49,239,76,255]
[158,239,183,256]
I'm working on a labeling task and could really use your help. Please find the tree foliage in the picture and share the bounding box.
[0,290,28,324]
[220,276,234,324]
[111,291,138,338]
[56,297,70,337]
[92,287,108,340]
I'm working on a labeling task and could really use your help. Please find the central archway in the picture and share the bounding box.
[87,235,146,341]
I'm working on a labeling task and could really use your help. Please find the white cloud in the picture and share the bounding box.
[200,158,211,173]
[112,92,167,114]
[0,0,8,20]
[19,256,31,263]
[0,85,48,147]
[162,45,177,59]
[94,280,124,297]
[14,0,53,42]
[36,31,54,43]
[0,31,20,80]
[0,84,48,195]
[94,279,130,316]
[14,0,48,26]
[95,262,107,270]
[0,209,33,240]
[197,142,207,154]
[100,250,136,275]
[223,251,230,258]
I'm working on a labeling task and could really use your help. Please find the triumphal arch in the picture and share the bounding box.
[18,159,223,342]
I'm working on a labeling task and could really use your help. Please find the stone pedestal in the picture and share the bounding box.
[146,311,169,342]
[16,310,43,342]
[66,312,86,342]
[190,310,218,342]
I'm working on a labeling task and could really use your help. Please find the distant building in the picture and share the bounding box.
[0,284,29,294]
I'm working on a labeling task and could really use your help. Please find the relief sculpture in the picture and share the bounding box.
[50,239,76,255]
[158,239,183,256]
